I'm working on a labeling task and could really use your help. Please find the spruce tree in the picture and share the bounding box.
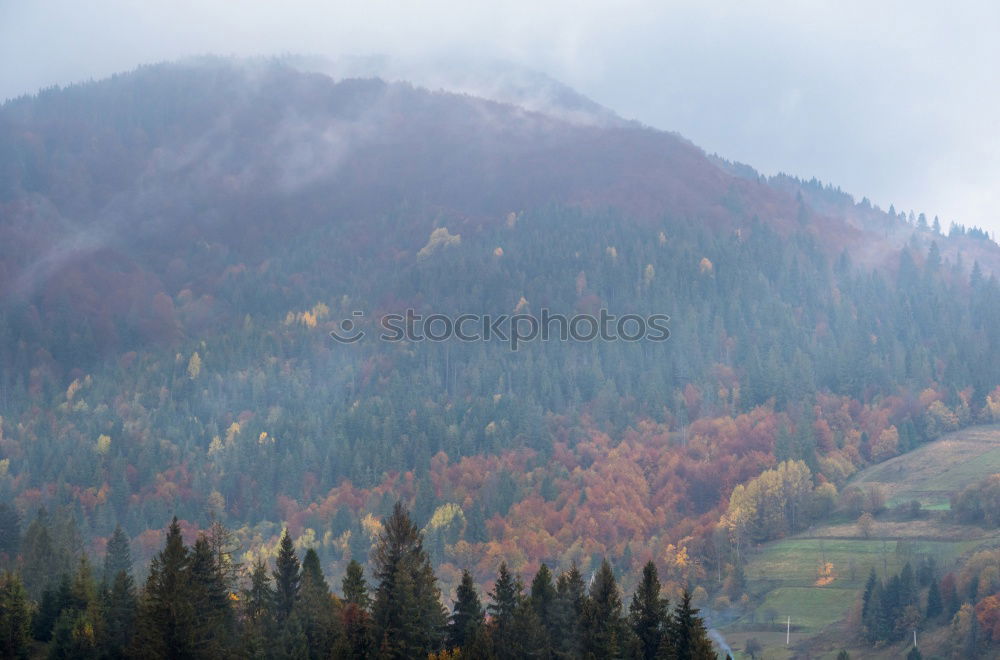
[861,568,877,620]
[372,502,447,658]
[926,578,943,620]
[132,517,197,659]
[105,567,138,658]
[50,555,105,659]
[529,563,558,641]
[583,558,626,658]
[489,562,535,659]
[342,559,370,610]
[189,535,236,656]
[272,530,301,623]
[337,598,376,660]
[337,557,375,657]
[0,504,20,557]
[242,558,275,658]
[0,571,31,659]
[296,548,338,659]
[670,589,715,660]
[274,614,309,660]
[104,524,133,584]
[32,575,71,641]
[449,569,484,649]
[553,563,587,658]
[630,561,671,660]
[488,562,521,640]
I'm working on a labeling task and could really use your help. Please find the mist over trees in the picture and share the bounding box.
[1,58,1000,657]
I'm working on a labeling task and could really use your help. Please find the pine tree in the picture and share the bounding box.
[104,524,133,584]
[583,559,626,658]
[449,569,484,649]
[630,561,672,660]
[272,530,301,623]
[132,517,197,659]
[372,502,447,658]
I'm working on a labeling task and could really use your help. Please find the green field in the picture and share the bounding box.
[722,424,1000,658]
[850,424,1000,508]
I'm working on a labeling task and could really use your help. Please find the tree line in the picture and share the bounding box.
[0,502,720,659]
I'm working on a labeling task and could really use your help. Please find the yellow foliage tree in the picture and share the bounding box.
[187,351,202,380]
[95,434,111,455]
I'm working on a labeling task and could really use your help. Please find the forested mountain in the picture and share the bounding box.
[1,57,1000,656]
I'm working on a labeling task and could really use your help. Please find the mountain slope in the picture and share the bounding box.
[1,58,999,598]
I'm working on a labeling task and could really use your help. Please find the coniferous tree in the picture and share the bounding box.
[0,504,20,558]
[488,562,522,654]
[20,508,58,598]
[32,575,70,642]
[274,613,309,660]
[0,571,31,660]
[337,558,375,658]
[861,568,877,621]
[189,535,236,656]
[449,569,484,650]
[132,517,197,659]
[669,589,714,660]
[296,548,339,659]
[50,555,105,659]
[926,578,943,620]
[104,567,138,658]
[342,559,371,610]
[242,558,275,658]
[583,558,627,659]
[630,561,672,660]
[371,502,447,658]
[272,530,301,624]
[553,563,587,659]
[529,563,558,642]
[104,525,132,584]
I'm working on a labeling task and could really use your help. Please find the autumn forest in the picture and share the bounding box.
[1,57,1000,658]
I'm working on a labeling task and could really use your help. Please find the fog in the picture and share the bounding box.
[2,0,998,236]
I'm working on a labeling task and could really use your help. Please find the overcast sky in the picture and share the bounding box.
[2,1,998,235]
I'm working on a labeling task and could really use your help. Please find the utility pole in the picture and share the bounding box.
[786,616,791,645]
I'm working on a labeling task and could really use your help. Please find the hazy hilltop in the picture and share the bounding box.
[1,57,999,615]
[2,57,995,358]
